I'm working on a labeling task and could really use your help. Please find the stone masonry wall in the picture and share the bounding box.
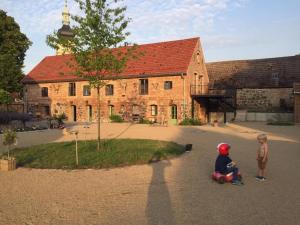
[237,88,294,112]
[294,83,300,123]
[25,75,193,123]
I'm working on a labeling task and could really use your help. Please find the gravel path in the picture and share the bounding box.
[0,122,299,225]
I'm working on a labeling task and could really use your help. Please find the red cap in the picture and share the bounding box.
[217,143,230,156]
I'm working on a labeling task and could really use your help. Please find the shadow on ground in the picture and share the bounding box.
[146,160,176,225]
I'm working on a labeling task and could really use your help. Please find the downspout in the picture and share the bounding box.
[181,73,186,119]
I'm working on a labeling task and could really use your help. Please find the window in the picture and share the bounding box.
[151,105,158,116]
[272,72,279,86]
[41,87,48,97]
[106,84,114,96]
[69,82,76,96]
[164,81,172,90]
[139,79,148,95]
[83,85,91,96]
[196,52,201,64]
[108,105,114,116]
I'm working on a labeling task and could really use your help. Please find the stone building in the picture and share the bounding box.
[206,55,300,122]
[22,37,209,124]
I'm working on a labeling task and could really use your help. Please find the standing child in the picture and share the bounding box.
[256,134,269,181]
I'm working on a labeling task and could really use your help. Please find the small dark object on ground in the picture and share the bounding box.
[185,144,193,152]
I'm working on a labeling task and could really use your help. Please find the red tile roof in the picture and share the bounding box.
[23,37,199,84]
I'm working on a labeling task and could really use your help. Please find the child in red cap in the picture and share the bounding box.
[215,143,243,185]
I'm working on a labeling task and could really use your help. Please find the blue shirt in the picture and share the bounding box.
[215,155,232,174]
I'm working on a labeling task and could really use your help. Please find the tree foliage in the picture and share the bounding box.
[2,129,17,158]
[47,0,139,150]
[0,89,13,104]
[47,0,138,87]
[0,10,31,93]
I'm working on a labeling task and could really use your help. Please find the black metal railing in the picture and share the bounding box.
[190,85,235,97]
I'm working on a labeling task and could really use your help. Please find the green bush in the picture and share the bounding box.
[53,113,67,125]
[179,118,202,126]
[109,114,123,123]
[139,118,152,124]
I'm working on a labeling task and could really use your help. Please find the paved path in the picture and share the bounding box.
[0,122,299,225]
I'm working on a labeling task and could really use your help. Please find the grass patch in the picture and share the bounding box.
[6,139,185,169]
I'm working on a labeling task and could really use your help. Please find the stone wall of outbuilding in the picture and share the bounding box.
[236,88,294,112]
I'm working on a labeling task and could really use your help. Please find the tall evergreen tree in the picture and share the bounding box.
[0,10,31,93]
[47,0,138,151]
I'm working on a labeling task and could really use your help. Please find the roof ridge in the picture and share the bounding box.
[42,37,200,59]
[206,55,299,64]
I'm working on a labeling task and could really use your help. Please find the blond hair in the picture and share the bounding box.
[257,133,267,142]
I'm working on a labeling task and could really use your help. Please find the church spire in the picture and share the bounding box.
[62,0,70,26]
[57,0,74,55]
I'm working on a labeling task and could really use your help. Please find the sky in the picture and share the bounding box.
[1,0,300,74]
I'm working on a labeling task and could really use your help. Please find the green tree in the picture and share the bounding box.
[47,0,138,151]
[0,10,31,93]
[3,129,17,158]
[0,89,13,104]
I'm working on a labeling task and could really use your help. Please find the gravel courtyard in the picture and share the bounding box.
[0,122,299,225]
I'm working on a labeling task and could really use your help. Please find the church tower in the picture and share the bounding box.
[56,0,74,55]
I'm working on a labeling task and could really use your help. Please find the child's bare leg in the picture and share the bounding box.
[261,169,266,178]
[258,169,263,177]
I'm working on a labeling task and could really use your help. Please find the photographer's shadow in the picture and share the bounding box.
[145,159,176,225]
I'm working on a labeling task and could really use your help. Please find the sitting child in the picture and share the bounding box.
[215,143,243,185]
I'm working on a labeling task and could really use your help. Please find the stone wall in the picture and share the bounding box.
[294,83,300,123]
[236,88,294,112]
[25,75,194,123]
[0,103,24,113]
